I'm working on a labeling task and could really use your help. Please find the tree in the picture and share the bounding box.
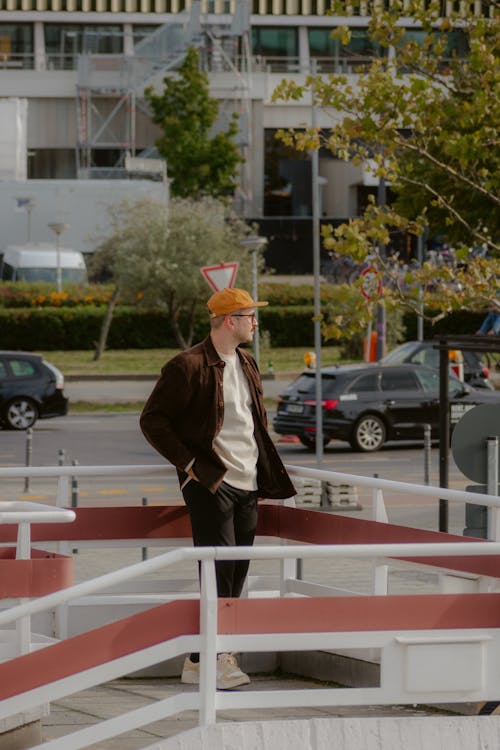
[272,0,500,332]
[89,197,261,356]
[145,47,243,200]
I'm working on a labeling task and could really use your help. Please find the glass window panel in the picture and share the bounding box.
[45,24,122,69]
[399,29,468,58]
[348,372,379,392]
[133,25,161,46]
[309,28,383,59]
[9,359,36,377]
[251,27,297,58]
[381,370,419,391]
[0,23,34,68]
[264,128,311,216]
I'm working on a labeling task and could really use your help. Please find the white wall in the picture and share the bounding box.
[155,716,500,750]
[0,179,168,254]
[0,99,28,181]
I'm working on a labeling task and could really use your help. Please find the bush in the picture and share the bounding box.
[0,282,138,308]
[0,297,486,352]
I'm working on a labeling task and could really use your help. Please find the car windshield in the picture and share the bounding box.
[284,372,338,398]
[381,342,418,363]
[18,268,88,283]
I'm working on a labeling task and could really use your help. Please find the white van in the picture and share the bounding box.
[0,243,88,284]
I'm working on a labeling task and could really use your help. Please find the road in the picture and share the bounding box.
[0,412,472,535]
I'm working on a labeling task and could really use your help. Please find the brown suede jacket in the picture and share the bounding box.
[140,335,296,499]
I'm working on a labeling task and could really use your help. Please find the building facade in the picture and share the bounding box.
[0,0,483,270]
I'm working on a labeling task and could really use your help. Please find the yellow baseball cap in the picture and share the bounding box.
[207,288,269,318]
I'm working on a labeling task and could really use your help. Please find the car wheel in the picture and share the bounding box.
[4,398,38,430]
[299,435,331,450]
[351,414,386,452]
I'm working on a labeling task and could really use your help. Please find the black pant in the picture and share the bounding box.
[182,480,258,598]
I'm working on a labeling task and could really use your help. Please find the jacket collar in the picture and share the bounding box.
[202,335,224,366]
[202,335,250,369]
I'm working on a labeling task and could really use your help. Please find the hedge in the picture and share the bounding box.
[0,306,319,350]
[0,305,487,352]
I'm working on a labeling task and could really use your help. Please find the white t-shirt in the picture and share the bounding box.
[213,352,258,491]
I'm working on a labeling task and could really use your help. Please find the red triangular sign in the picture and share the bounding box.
[200,262,239,292]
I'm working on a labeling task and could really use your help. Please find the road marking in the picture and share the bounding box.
[17,494,50,501]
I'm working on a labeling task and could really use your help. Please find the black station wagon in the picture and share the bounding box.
[0,351,68,430]
[273,363,500,452]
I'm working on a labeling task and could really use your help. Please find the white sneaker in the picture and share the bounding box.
[181,656,199,685]
[216,653,250,690]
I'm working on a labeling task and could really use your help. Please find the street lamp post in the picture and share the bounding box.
[48,222,69,293]
[240,234,267,367]
[16,197,35,243]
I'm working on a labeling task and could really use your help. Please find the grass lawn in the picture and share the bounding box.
[39,346,346,377]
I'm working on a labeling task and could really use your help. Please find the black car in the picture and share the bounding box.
[273,363,500,452]
[0,351,68,430]
[381,340,493,390]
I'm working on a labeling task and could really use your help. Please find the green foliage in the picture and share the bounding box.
[0,282,118,308]
[145,47,242,199]
[91,196,262,349]
[273,0,500,317]
[0,295,483,353]
[0,307,202,350]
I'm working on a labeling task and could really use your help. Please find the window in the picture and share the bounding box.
[1,262,15,281]
[348,372,379,392]
[264,129,311,217]
[9,359,36,378]
[308,28,384,72]
[416,368,463,396]
[132,25,161,47]
[251,27,298,66]
[381,370,419,391]
[396,29,468,72]
[45,24,123,70]
[290,374,317,397]
[0,362,7,379]
[409,348,439,368]
[0,23,34,69]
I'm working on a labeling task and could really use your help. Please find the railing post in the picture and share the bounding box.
[371,477,388,595]
[199,556,218,727]
[24,428,33,493]
[487,436,500,541]
[371,559,389,596]
[371,476,388,523]
[141,497,148,561]
[56,475,70,508]
[16,521,32,655]
[423,424,431,485]
[71,460,79,508]
[16,521,31,560]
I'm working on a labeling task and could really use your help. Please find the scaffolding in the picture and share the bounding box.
[75,1,252,209]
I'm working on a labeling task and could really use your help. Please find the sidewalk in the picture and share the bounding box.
[64,373,295,404]
[64,369,500,405]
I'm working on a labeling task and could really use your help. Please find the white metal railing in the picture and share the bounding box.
[0,502,75,559]
[1,463,500,748]
[0,502,75,657]
[2,541,500,749]
[1,461,499,535]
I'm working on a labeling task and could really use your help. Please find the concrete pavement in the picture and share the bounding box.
[64,373,293,404]
[64,370,500,405]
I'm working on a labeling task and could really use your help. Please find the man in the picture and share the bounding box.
[140,287,295,689]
